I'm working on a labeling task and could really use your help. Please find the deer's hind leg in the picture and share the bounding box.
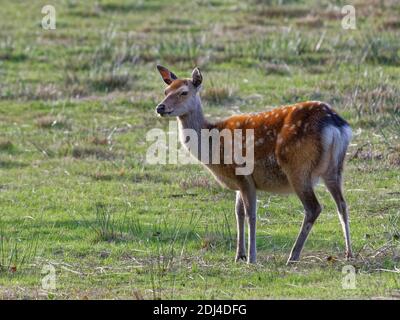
[323,169,353,259]
[278,139,322,263]
[286,174,322,264]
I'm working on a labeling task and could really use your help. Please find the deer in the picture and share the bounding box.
[155,65,353,264]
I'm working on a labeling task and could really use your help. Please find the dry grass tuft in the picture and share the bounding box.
[89,136,109,146]
[264,62,291,76]
[72,146,117,160]
[36,115,70,129]
[255,6,309,19]
[179,176,216,189]
[388,152,400,167]
[295,16,324,28]
[382,18,400,30]
[90,172,114,181]
[89,72,131,92]
[319,8,342,20]
[0,139,13,152]
[305,65,326,74]
[202,86,235,104]
[34,84,63,100]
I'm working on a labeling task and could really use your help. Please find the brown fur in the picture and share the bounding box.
[166,79,188,94]
[205,101,333,193]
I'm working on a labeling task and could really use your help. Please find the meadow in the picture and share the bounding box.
[0,0,399,299]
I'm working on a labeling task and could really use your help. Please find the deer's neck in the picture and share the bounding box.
[177,95,212,132]
[177,95,214,158]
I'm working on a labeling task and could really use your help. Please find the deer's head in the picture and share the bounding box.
[155,65,202,117]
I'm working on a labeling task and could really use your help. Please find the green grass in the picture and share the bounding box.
[0,0,399,299]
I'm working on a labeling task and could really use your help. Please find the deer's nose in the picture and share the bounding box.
[156,104,166,115]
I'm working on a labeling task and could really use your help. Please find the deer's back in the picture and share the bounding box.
[209,101,349,192]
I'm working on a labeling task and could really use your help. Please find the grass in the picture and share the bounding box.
[0,0,399,299]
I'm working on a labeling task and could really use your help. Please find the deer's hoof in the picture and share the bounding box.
[345,251,353,260]
[286,257,299,265]
[235,254,247,262]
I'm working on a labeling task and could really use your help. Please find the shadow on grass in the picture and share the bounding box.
[99,2,162,13]
[0,160,28,169]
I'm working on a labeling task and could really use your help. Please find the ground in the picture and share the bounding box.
[0,0,399,299]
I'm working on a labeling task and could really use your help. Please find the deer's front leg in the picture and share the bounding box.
[240,181,257,264]
[235,191,246,262]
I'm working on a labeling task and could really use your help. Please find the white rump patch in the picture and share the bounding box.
[321,125,352,170]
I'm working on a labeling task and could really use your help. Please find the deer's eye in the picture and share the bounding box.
[181,91,188,96]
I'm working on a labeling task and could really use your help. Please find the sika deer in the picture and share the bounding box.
[155,65,353,264]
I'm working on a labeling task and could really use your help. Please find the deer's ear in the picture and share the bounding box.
[191,67,202,87]
[157,65,178,85]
